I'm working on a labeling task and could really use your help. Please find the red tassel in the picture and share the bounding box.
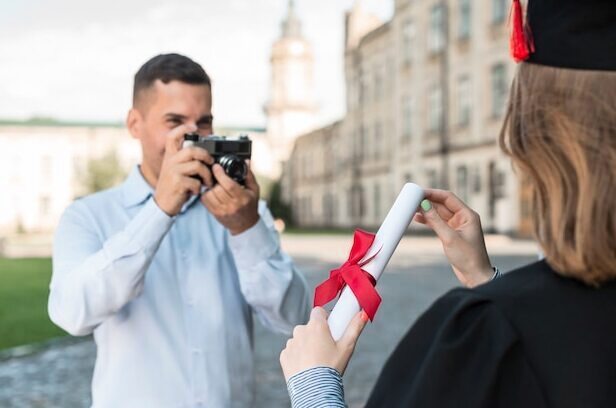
[509,0,533,62]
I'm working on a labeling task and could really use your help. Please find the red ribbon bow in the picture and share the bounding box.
[313,229,382,321]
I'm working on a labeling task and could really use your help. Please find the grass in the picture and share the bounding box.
[0,258,67,350]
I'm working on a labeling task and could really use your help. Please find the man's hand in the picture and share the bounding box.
[154,124,215,216]
[200,162,260,235]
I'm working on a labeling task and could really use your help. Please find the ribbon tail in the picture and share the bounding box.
[342,265,382,321]
[313,275,344,307]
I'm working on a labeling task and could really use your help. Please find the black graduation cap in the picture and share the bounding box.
[510,0,616,71]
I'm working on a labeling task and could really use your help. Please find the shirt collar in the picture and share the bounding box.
[121,165,202,213]
[121,165,154,208]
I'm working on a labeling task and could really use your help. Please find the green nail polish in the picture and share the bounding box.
[421,199,432,211]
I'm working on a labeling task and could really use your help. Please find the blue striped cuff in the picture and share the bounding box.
[287,366,346,408]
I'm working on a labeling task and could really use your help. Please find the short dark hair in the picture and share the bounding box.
[133,53,211,105]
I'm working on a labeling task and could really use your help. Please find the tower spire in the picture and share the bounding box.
[282,0,301,38]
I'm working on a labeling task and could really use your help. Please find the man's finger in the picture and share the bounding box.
[165,124,197,157]
[420,199,458,246]
[209,184,233,205]
[212,165,243,197]
[243,166,259,195]
[338,310,368,351]
[193,163,214,188]
[201,190,223,213]
[173,146,214,165]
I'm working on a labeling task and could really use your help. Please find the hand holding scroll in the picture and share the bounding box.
[280,307,368,381]
[414,189,494,288]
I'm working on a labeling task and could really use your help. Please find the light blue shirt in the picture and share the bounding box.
[49,165,311,408]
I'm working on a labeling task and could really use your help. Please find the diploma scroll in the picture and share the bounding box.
[327,183,424,341]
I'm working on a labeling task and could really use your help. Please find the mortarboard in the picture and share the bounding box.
[510,0,616,71]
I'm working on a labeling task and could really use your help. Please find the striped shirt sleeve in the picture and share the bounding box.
[287,366,347,408]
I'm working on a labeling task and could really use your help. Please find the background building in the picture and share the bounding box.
[0,120,266,235]
[284,0,531,235]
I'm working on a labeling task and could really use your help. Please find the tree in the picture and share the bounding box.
[267,180,293,225]
[80,149,127,194]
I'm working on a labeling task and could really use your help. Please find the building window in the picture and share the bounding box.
[374,66,383,101]
[359,126,367,159]
[429,5,445,53]
[458,0,471,39]
[429,86,443,132]
[39,195,51,217]
[457,75,471,126]
[374,184,381,220]
[359,73,367,105]
[426,169,439,189]
[402,19,415,64]
[456,165,469,202]
[374,122,382,159]
[492,0,507,24]
[472,165,482,193]
[402,96,413,141]
[491,63,508,117]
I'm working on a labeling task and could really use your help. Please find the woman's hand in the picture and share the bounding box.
[280,307,368,382]
[414,189,494,288]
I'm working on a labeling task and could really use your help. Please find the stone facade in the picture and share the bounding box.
[284,0,531,235]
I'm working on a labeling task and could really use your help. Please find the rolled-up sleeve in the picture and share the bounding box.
[287,367,347,408]
[49,197,174,336]
[228,201,310,334]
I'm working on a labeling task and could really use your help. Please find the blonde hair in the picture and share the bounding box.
[500,63,616,286]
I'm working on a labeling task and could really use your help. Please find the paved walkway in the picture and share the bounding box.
[0,235,537,407]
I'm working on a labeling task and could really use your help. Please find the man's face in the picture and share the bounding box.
[128,79,213,180]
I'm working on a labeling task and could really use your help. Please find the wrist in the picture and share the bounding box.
[464,263,495,288]
[153,193,177,217]
[229,215,260,235]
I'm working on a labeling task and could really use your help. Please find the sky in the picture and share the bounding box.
[0,0,393,128]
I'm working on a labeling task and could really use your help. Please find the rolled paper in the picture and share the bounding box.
[327,183,424,341]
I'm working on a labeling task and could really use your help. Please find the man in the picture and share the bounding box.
[49,53,311,407]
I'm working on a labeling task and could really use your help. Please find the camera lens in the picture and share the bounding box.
[218,154,247,184]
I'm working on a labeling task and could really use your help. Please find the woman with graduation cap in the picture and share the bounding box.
[280,0,616,406]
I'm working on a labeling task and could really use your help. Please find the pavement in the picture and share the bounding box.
[0,234,538,407]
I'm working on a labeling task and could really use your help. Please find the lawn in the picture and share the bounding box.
[0,258,67,350]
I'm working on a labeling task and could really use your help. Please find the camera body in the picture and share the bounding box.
[183,133,252,185]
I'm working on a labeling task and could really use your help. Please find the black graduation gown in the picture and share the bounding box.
[365,260,616,408]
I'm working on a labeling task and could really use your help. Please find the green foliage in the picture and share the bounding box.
[80,149,127,194]
[0,258,66,350]
[267,181,293,225]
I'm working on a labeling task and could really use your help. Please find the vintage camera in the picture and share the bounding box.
[183,133,252,185]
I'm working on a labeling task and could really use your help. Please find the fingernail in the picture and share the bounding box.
[420,199,432,212]
[360,311,369,322]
